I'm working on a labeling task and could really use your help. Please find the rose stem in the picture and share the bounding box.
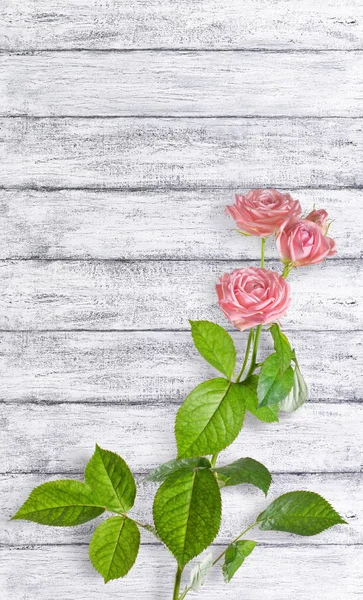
[173,565,183,600]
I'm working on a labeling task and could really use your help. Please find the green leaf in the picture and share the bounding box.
[213,458,272,496]
[222,540,257,582]
[279,360,308,413]
[269,324,293,374]
[85,445,136,513]
[12,480,104,526]
[190,320,236,379]
[175,379,246,458]
[257,491,347,536]
[153,469,221,567]
[241,376,279,423]
[147,457,211,482]
[89,516,140,583]
[257,354,294,407]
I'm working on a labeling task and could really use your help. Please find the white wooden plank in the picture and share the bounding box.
[1,0,363,50]
[1,403,361,474]
[3,473,357,546]
[2,52,363,117]
[1,545,362,599]
[0,118,362,189]
[1,188,361,260]
[0,260,359,330]
[0,330,360,403]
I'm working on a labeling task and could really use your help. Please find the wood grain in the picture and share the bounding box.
[0,330,360,404]
[1,403,361,474]
[3,473,358,546]
[1,118,362,189]
[1,0,363,50]
[2,51,363,117]
[1,188,361,260]
[2,545,362,599]
[0,260,360,330]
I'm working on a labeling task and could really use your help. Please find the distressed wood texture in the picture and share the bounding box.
[1,403,361,473]
[1,118,362,188]
[1,0,363,50]
[1,188,362,260]
[2,473,359,546]
[0,260,360,330]
[2,52,363,117]
[0,330,361,403]
[2,545,362,599]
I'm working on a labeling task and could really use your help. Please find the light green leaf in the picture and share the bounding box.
[147,457,211,482]
[190,320,236,379]
[89,516,140,582]
[213,458,272,496]
[12,480,104,526]
[189,552,214,591]
[222,540,257,582]
[175,379,246,458]
[85,445,136,513]
[279,360,308,412]
[257,354,294,407]
[257,491,347,536]
[241,376,279,423]
[153,469,221,567]
[269,324,293,374]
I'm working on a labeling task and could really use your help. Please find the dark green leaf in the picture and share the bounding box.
[85,445,136,513]
[147,457,211,482]
[269,324,293,374]
[241,376,279,423]
[257,491,347,536]
[257,354,294,407]
[12,480,104,526]
[279,360,308,412]
[175,379,246,458]
[213,458,272,496]
[153,469,221,567]
[190,320,236,379]
[222,540,257,582]
[89,516,140,582]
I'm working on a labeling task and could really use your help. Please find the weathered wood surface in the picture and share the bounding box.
[1,403,361,474]
[1,189,361,260]
[0,260,360,330]
[2,545,362,599]
[1,118,362,189]
[0,330,360,403]
[1,0,363,50]
[2,473,358,546]
[2,52,363,117]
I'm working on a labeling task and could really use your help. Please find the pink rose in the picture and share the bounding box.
[305,208,329,234]
[216,267,291,331]
[226,189,302,237]
[275,217,336,267]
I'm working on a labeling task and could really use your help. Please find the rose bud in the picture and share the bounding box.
[226,189,302,237]
[305,208,329,234]
[216,267,291,331]
[276,217,336,267]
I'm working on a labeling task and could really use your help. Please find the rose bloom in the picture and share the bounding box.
[305,208,329,234]
[226,189,302,237]
[276,217,336,267]
[216,267,291,331]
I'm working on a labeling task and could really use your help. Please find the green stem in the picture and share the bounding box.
[212,521,258,566]
[210,453,218,468]
[260,237,266,268]
[282,263,293,278]
[235,328,254,383]
[173,566,183,600]
[244,324,262,380]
